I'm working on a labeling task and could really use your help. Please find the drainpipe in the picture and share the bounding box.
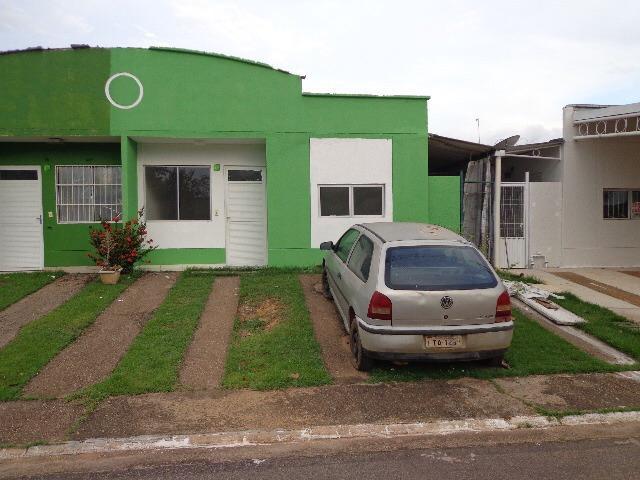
[492,150,505,266]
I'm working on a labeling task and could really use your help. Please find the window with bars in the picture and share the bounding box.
[56,166,122,223]
[500,185,524,238]
[603,189,640,219]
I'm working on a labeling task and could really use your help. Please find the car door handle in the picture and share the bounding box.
[337,272,342,280]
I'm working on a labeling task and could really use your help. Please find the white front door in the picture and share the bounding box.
[0,166,44,271]
[224,166,267,266]
[497,182,528,269]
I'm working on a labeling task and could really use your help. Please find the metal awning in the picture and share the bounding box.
[428,133,494,174]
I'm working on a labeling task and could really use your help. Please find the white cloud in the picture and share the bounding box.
[0,0,638,143]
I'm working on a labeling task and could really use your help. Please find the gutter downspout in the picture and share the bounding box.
[492,150,505,267]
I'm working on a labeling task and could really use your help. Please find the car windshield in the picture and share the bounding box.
[385,245,498,291]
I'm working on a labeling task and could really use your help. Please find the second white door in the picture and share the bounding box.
[224,166,267,266]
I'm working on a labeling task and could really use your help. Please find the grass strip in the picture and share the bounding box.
[81,271,215,400]
[368,308,621,383]
[223,272,331,390]
[0,271,64,311]
[554,292,640,362]
[497,270,543,284]
[0,275,136,400]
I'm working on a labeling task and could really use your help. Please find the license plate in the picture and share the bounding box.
[424,335,465,349]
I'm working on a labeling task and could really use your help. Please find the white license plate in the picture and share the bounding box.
[424,335,465,349]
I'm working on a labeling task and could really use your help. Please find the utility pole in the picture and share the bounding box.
[475,118,481,144]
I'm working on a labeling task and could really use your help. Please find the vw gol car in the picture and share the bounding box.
[320,223,513,371]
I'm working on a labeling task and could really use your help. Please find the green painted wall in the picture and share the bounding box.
[146,248,225,265]
[1,48,431,268]
[0,143,121,266]
[0,49,111,136]
[428,176,461,232]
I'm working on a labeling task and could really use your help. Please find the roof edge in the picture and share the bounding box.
[303,92,430,100]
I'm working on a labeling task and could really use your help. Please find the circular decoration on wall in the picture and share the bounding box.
[104,72,144,110]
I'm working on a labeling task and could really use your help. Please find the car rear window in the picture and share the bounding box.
[385,245,498,291]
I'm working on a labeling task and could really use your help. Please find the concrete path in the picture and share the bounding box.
[179,276,240,390]
[299,274,368,384]
[23,273,178,398]
[527,268,640,324]
[0,274,93,348]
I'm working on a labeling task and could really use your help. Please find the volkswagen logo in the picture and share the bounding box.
[440,296,454,309]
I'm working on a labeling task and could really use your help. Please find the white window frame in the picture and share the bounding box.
[143,165,212,222]
[55,165,122,224]
[318,184,385,218]
[603,188,640,220]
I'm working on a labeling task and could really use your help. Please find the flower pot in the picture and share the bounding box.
[98,268,122,285]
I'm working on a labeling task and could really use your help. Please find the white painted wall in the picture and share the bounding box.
[529,182,562,267]
[560,106,640,266]
[137,142,266,250]
[309,138,393,247]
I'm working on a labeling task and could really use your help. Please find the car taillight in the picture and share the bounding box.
[495,290,513,322]
[368,291,392,321]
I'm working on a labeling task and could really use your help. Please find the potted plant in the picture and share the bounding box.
[88,208,157,284]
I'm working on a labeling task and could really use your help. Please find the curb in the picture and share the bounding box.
[2,411,640,461]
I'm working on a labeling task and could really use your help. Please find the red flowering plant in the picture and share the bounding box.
[88,208,157,273]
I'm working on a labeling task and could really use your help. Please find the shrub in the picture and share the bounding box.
[88,209,157,273]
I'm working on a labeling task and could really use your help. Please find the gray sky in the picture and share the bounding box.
[1,0,638,145]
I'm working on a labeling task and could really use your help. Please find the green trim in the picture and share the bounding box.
[428,176,461,232]
[120,136,138,219]
[268,249,323,267]
[146,248,225,265]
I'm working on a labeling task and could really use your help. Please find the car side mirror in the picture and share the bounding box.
[320,241,334,251]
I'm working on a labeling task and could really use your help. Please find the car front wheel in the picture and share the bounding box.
[321,266,332,300]
[349,320,373,371]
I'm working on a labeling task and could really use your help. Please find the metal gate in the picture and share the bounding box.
[497,182,528,268]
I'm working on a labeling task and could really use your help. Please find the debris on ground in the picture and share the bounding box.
[503,280,585,326]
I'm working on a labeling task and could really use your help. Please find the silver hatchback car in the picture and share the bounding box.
[320,222,514,371]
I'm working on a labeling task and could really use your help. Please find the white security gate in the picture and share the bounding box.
[497,182,528,269]
[224,166,267,266]
[0,166,44,271]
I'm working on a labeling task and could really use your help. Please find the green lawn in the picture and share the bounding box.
[555,292,640,362]
[497,270,543,285]
[223,271,331,390]
[368,308,622,383]
[0,271,64,311]
[80,270,215,401]
[0,275,137,400]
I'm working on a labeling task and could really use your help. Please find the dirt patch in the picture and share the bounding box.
[553,271,640,308]
[0,274,93,349]
[239,297,285,332]
[299,274,368,384]
[72,378,532,440]
[495,373,640,411]
[0,399,84,445]
[179,276,240,390]
[23,273,178,398]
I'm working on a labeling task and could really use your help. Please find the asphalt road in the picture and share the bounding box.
[24,436,640,480]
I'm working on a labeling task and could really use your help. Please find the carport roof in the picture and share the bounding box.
[428,133,494,174]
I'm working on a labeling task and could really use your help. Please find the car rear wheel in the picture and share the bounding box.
[321,266,332,300]
[349,320,373,371]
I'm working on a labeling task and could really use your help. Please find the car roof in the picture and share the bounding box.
[358,222,467,243]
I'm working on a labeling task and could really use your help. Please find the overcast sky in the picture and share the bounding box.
[1,0,638,145]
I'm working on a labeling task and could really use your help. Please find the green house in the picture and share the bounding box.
[0,46,457,271]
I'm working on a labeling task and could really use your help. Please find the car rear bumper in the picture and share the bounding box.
[357,317,513,358]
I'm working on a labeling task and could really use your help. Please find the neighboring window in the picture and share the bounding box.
[603,189,640,219]
[319,185,384,217]
[56,166,121,223]
[335,228,360,263]
[385,245,498,291]
[0,170,37,180]
[348,235,374,281]
[228,169,262,182]
[500,185,524,237]
[145,166,211,221]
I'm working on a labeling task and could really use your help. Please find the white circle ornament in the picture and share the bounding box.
[104,72,144,110]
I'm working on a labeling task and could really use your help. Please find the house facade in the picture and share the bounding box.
[0,47,456,271]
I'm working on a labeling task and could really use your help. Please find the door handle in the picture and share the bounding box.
[337,272,342,280]
[36,215,42,225]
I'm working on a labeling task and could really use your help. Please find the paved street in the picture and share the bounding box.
[13,435,640,480]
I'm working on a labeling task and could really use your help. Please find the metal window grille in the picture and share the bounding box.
[603,190,630,219]
[56,166,122,223]
[500,185,524,238]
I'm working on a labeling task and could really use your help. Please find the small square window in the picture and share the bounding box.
[320,186,350,216]
[632,191,640,219]
[145,166,211,221]
[353,186,383,216]
[603,190,629,219]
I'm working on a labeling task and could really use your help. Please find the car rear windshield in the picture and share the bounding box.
[385,245,498,291]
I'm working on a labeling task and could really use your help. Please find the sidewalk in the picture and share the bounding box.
[525,268,640,324]
[2,372,640,447]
